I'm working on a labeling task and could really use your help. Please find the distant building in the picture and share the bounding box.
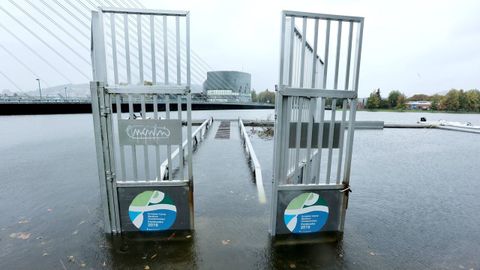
[203,71,251,102]
[406,101,432,110]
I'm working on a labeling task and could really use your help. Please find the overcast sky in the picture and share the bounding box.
[0,0,479,97]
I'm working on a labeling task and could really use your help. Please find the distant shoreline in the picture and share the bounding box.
[357,109,480,114]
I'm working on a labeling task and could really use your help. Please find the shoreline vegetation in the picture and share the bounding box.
[365,89,480,113]
[357,108,480,114]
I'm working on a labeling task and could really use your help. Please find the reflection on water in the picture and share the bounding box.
[0,111,479,269]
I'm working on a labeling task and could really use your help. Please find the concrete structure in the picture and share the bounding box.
[203,71,251,102]
[406,101,432,110]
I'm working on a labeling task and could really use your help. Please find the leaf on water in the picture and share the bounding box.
[18,219,29,224]
[78,220,86,225]
[144,265,150,270]
[289,263,297,269]
[221,240,231,245]
[68,256,75,263]
[185,235,192,239]
[102,261,106,267]
[150,254,157,259]
[72,230,78,235]
[80,262,86,268]
[47,209,53,212]
[42,252,49,256]
[10,232,31,240]
[369,252,375,256]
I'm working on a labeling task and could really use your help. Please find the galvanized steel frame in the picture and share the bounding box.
[270,10,364,235]
[91,7,193,234]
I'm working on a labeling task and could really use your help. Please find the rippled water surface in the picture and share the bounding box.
[0,110,479,269]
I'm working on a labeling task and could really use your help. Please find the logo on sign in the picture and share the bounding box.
[128,190,177,231]
[126,125,171,140]
[284,192,329,234]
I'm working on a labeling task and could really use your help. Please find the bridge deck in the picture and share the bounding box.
[191,120,270,264]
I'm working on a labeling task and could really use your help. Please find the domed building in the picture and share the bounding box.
[203,71,251,102]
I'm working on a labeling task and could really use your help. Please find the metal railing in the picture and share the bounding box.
[160,117,213,179]
[239,118,266,204]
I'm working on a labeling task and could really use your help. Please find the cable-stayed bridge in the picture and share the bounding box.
[0,0,243,98]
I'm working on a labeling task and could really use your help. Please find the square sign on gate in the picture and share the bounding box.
[118,119,182,145]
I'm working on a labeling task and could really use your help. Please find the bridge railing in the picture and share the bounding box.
[239,118,266,204]
[160,117,213,179]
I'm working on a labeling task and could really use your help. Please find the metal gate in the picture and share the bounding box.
[90,8,193,234]
[271,11,364,237]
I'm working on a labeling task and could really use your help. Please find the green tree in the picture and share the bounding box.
[442,89,461,111]
[387,90,401,108]
[395,93,407,110]
[408,94,430,101]
[257,89,275,104]
[430,94,443,110]
[366,89,381,109]
[465,89,480,112]
[251,90,257,102]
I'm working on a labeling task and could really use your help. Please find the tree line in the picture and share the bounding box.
[251,89,275,104]
[365,89,480,112]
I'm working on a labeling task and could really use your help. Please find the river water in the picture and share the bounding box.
[0,110,479,269]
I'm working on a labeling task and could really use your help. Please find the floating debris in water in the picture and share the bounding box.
[221,240,231,245]
[18,219,29,224]
[9,232,31,240]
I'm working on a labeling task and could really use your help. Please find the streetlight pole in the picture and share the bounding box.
[36,78,42,99]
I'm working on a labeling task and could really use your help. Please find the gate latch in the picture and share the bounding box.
[340,186,352,193]
[100,106,112,117]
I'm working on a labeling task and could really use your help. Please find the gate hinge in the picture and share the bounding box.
[106,170,115,182]
[100,106,112,117]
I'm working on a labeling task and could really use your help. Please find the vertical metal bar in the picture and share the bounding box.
[325,99,337,183]
[299,17,307,88]
[115,95,126,180]
[140,95,149,180]
[288,17,295,86]
[294,97,303,183]
[353,20,364,93]
[175,16,181,85]
[304,98,315,183]
[336,99,348,184]
[177,95,184,179]
[334,21,342,90]
[283,96,293,183]
[137,15,144,84]
[150,15,156,84]
[186,14,193,183]
[163,16,169,84]
[153,95,161,180]
[110,14,118,84]
[345,21,353,90]
[315,98,326,184]
[105,93,121,232]
[128,95,138,180]
[343,99,357,184]
[166,95,172,180]
[91,11,107,82]
[124,14,131,84]
[271,13,287,235]
[90,82,111,233]
[186,93,193,181]
[322,20,330,89]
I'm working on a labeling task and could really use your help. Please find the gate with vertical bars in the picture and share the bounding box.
[90,7,193,234]
[271,11,364,237]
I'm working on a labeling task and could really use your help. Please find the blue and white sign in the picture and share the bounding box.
[283,192,329,234]
[128,190,177,231]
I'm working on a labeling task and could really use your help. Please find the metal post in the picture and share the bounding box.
[36,78,42,99]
